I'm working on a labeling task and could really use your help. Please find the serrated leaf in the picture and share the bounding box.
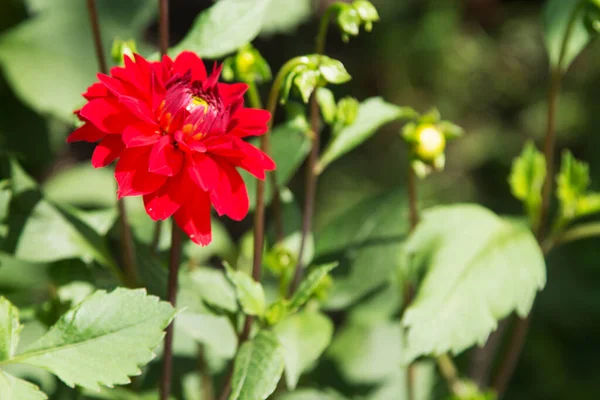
[225,264,266,317]
[243,119,311,210]
[274,310,333,389]
[171,0,270,59]
[402,204,546,362]
[0,0,156,121]
[543,0,590,72]
[328,321,403,384]
[229,330,284,400]
[0,297,21,361]
[289,263,338,312]
[6,288,176,391]
[509,141,546,227]
[0,371,47,400]
[317,98,406,173]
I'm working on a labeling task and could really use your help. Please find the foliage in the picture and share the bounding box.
[2,0,600,399]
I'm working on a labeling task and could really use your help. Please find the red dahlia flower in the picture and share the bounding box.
[68,52,275,245]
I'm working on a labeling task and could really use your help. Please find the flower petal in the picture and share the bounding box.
[173,51,207,82]
[83,82,110,100]
[174,188,212,246]
[229,108,271,137]
[143,174,185,221]
[115,147,168,198]
[148,135,184,176]
[218,82,247,112]
[210,162,249,221]
[67,122,106,143]
[189,153,220,191]
[119,95,156,124]
[122,121,161,147]
[80,97,136,133]
[92,135,125,168]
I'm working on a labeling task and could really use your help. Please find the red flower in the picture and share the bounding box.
[68,52,275,245]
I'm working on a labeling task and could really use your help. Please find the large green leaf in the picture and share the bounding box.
[328,321,403,384]
[543,0,590,72]
[243,119,311,210]
[316,188,408,308]
[367,363,435,400]
[2,160,117,270]
[171,0,270,59]
[3,288,176,391]
[0,371,46,400]
[402,204,546,361]
[260,0,312,35]
[43,164,116,209]
[0,0,156,121]
[317,98,407,173]
[274,310,333,389]
[186,267,238,313]
[229,330,285,400]
[0,297,21,361]
[176,312,238,359]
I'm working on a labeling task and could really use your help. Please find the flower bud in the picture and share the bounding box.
[413,124,446,162]
[335,96,359,127]
[222,44,272,83]
[111,38,137,65]
[264,244,297,277]
[352,0,380,32]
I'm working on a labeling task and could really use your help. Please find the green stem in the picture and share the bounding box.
[543,221,600,253]
[491,2,586,397]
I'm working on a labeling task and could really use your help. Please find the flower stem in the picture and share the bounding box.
[150,219,162,254]
[543,221,600,253]
[404,167,418,400]
[289,91,320,295]
[158,0,169,56]
[160,222,183,400]
[491,2,584,396]
[85,0,137,288]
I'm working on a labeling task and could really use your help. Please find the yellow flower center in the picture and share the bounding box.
[415,124,445,161]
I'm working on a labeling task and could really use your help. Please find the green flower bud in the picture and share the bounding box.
[312,273,333,301]
[337,6,361,38]
[352,0,380,32]
[111,38,137,65]
[414,123,446,162]
[264,244,297,277]
[222,44,272,83]
[265,299,290,326]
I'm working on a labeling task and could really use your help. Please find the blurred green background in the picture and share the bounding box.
[1,0,600,399]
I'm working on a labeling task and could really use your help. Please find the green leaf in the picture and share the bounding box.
[328,321,403,384]
[274,310,333,389]
[508,141,546,227]
[225,263,266,317]
[316,189,408,308]
[171,0,270,59]
[402,204,546,361]
[0,297,21,361]
[0,371,47,400]
[43,164,116,209]
[260,0,312,35]
[2,160,118,270]
[0,0,156,121]
[316,87,337,124]
[279,389,348,400]
[187,268,238,313]
[317,98,407,173]
[318,57,352,85]
[367,363,435,400]
[229,330,285,400]
[5,288,176,391]
[243,119,311,210]
[289,263,338,312]
[543,0,590,72]
[176,312,238,359]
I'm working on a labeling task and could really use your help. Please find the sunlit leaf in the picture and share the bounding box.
[0,297,21,361]
[225,263,266,317]
[402,204,546,362]
[508,141,546,228]
[0,371,46,400]
[317,98,409,173]
[172,0,270,59]
[6,288,176,391]
[288,263,338,312]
